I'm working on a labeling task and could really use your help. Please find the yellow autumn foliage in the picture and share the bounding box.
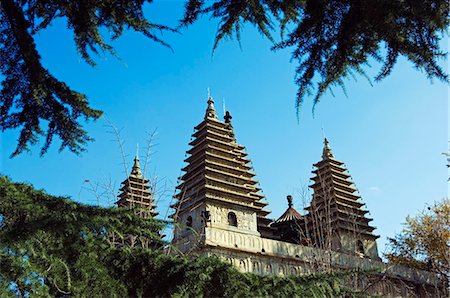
[386,198,449,280]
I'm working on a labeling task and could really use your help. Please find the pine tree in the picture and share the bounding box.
[0,175,164,296]
[0,175,362,297]
[1,0,448,156]
[181,0,449,110]
[0,0,172,157]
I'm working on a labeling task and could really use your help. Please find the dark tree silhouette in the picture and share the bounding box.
[181,0,448,108]
[0,0,172,157]
[1,0,448,156]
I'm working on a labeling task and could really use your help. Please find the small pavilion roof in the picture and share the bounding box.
[274,195,302,224]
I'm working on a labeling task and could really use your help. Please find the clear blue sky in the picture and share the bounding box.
[1,1,448,254]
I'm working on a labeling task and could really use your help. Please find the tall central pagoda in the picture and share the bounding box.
[171,95,272,252]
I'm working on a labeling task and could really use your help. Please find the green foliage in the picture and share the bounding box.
[0,176,369,297]
[0,0,172,157]
[1,1,448,156]
[183,0,449,112]
[0,175,163,297]
[107,250,365,297]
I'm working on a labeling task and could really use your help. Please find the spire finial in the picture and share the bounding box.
[287,195,293,208]
[205,88,217,119]
[224,110,235,139]
[224,111,232,124]
[130,145,143,178]
[322,138,334,159]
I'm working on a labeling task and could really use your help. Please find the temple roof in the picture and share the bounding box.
[274,195,302,224]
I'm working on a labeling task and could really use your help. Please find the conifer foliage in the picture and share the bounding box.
[181,0,449,109]
[0,176,360,297]
[0,0,172,157]
[1,1,448,156]
[0,175,163,296]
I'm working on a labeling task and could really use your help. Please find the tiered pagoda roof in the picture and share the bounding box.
[306,138,378,240]
[116,154,158,219]
[171,96,271,234]
[271,195,303,243]
[274,195,302,224]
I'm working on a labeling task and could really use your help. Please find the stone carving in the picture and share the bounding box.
[239,259,247,271]
[253,261,261,273]
[278,265,286,276]
[207,204,256,232]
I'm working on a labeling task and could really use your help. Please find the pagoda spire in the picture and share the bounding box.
[287,194,293,208]
[224,110,232,124]
[224,110,235,139]
[130,144,143,178]
[322,137,334,159]
[205,90,218,119]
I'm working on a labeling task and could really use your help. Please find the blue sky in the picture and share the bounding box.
[1,1,448,253]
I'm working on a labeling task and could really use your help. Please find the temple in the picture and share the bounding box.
[169,94,443,296]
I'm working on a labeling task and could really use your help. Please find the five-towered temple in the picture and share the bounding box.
[117,94,443,296]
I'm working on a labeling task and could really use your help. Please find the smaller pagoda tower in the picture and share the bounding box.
[305,138,380,259]
[116,152,158,219]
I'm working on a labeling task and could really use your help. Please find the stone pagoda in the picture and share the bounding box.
[116,153,158,219]
[171,95,272,252]
[305,138,380,259]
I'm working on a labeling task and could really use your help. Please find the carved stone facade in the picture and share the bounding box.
[210,203,258,233]
[170,96,445,297]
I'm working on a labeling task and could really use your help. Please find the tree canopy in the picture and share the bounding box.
[0,176,362,297]
[0,0,448,156]
[385,198,450,285]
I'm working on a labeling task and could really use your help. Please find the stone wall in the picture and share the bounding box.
[339,230,380,260]
[203,227,439,286]
[172,204,205,243]
[171,205,445,297]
